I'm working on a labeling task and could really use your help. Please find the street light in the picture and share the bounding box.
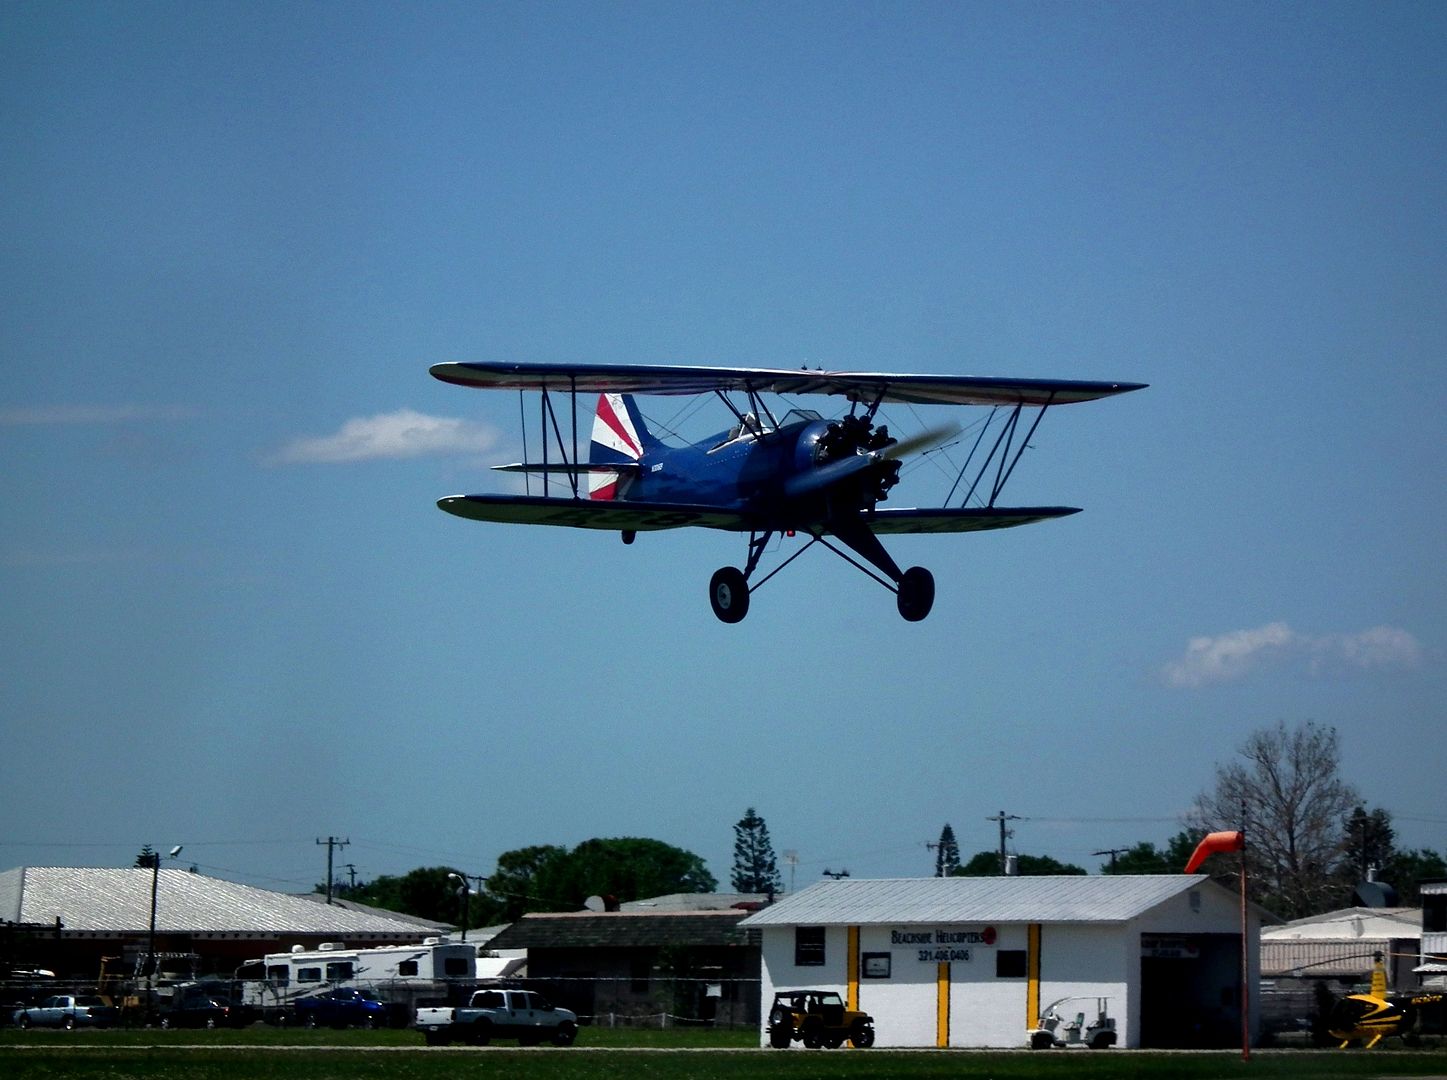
[447,873,470,942]
[146,845,183,988]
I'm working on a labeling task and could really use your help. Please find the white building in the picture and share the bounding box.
[1417,880,1447,989]
[739,875,1264,1049]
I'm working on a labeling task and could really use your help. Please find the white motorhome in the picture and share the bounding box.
[235,938,481,1017]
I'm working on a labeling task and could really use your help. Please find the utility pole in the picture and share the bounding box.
[1093,847,1128,873]
[783,850,798,894]
[986,810,1020,874]
[316,836,350,904]
[342,863,358,894]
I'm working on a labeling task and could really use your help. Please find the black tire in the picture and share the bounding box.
[303,1012,318,1029]
[1089,1032,1114,1049]
[17,1014,30,1029]
[769,1025,791,1049]
[709,567,749,623]
[896,566,935,621]
[1030,1031,1055,1049]
[469,1020,492,1046]
[552,1021,577,1046]
[62,1015,76,1031]
[850,1022,875,1048]
[424,1028,451,1046]
[801,1020,823,1049]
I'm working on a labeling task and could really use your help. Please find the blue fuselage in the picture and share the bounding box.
[626,417,831,528]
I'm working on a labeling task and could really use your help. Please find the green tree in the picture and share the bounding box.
[731,808,783,895]
[482,838,717,919]
[483,845,570,921]
[955,851,1086,876]
[1101,831,1205,874]
[934,824,961,877]
[1381,848,1447,906]
[1339,805,1395,882]
[343,866,468,924]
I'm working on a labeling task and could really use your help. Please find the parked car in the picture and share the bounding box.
[766,989,874,1049]
[416,988,578,1046]
[292,987,389,1028]
[13,995,119,1030]
[158,987,254,1029]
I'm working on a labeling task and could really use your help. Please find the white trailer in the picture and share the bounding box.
[235,938,480,1019]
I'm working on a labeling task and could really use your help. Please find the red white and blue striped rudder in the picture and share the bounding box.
[588,393,644,500]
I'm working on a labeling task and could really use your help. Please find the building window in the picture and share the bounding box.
[398,960,419,977]
[1424,894,1447,934]
[861,952,891,979]
[795,926,826,966]
[995,950,1027,978]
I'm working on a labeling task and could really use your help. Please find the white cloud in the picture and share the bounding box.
[1163,621,1423,688]
[267,409,498,464]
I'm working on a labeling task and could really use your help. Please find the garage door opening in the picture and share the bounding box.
[1139,933,1242,1048]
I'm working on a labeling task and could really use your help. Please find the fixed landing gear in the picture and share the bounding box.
[896,566,935,622]
[708,529,935,624]
[709,566,749,623]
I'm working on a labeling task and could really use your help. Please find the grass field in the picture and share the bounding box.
[4,1029,1447,1080]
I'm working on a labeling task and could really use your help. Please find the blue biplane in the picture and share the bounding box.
[431,362,1145,623]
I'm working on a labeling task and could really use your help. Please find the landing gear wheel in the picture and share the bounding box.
[896,566,935,621]
[709,566,750,623]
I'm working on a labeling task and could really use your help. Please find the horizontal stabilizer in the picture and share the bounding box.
[491,462,643,475]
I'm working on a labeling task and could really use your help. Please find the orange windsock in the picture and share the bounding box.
[1184,830,1245,873]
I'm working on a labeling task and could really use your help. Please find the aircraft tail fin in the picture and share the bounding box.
[588,393,658,500]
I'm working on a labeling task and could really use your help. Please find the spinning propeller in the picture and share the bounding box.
[784,418,960,501]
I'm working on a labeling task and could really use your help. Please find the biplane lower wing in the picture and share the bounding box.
[868,506,1081,534]
[438,494,747,532]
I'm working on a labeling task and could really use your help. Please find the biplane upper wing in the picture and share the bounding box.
[867,506,1081,534]
[431,361,1145,406]
[438,494,747,532]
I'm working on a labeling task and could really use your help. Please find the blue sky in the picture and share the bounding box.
[2,1,1442,898]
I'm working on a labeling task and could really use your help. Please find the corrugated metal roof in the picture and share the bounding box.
[739,875,1209,927]
[489,911,754,950]
[1261,907,1420,943]
[1261,940,1401,977]
[0,867,440,937]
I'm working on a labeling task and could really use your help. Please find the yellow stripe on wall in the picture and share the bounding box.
[847,926,859,1013]
[1026,923,1041,1030]
[937,962,950,1047]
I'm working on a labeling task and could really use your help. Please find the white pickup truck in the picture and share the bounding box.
[416,988,578,1046]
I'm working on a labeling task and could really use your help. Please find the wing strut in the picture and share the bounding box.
[522,380,585,499]
[947,394,1055,508]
